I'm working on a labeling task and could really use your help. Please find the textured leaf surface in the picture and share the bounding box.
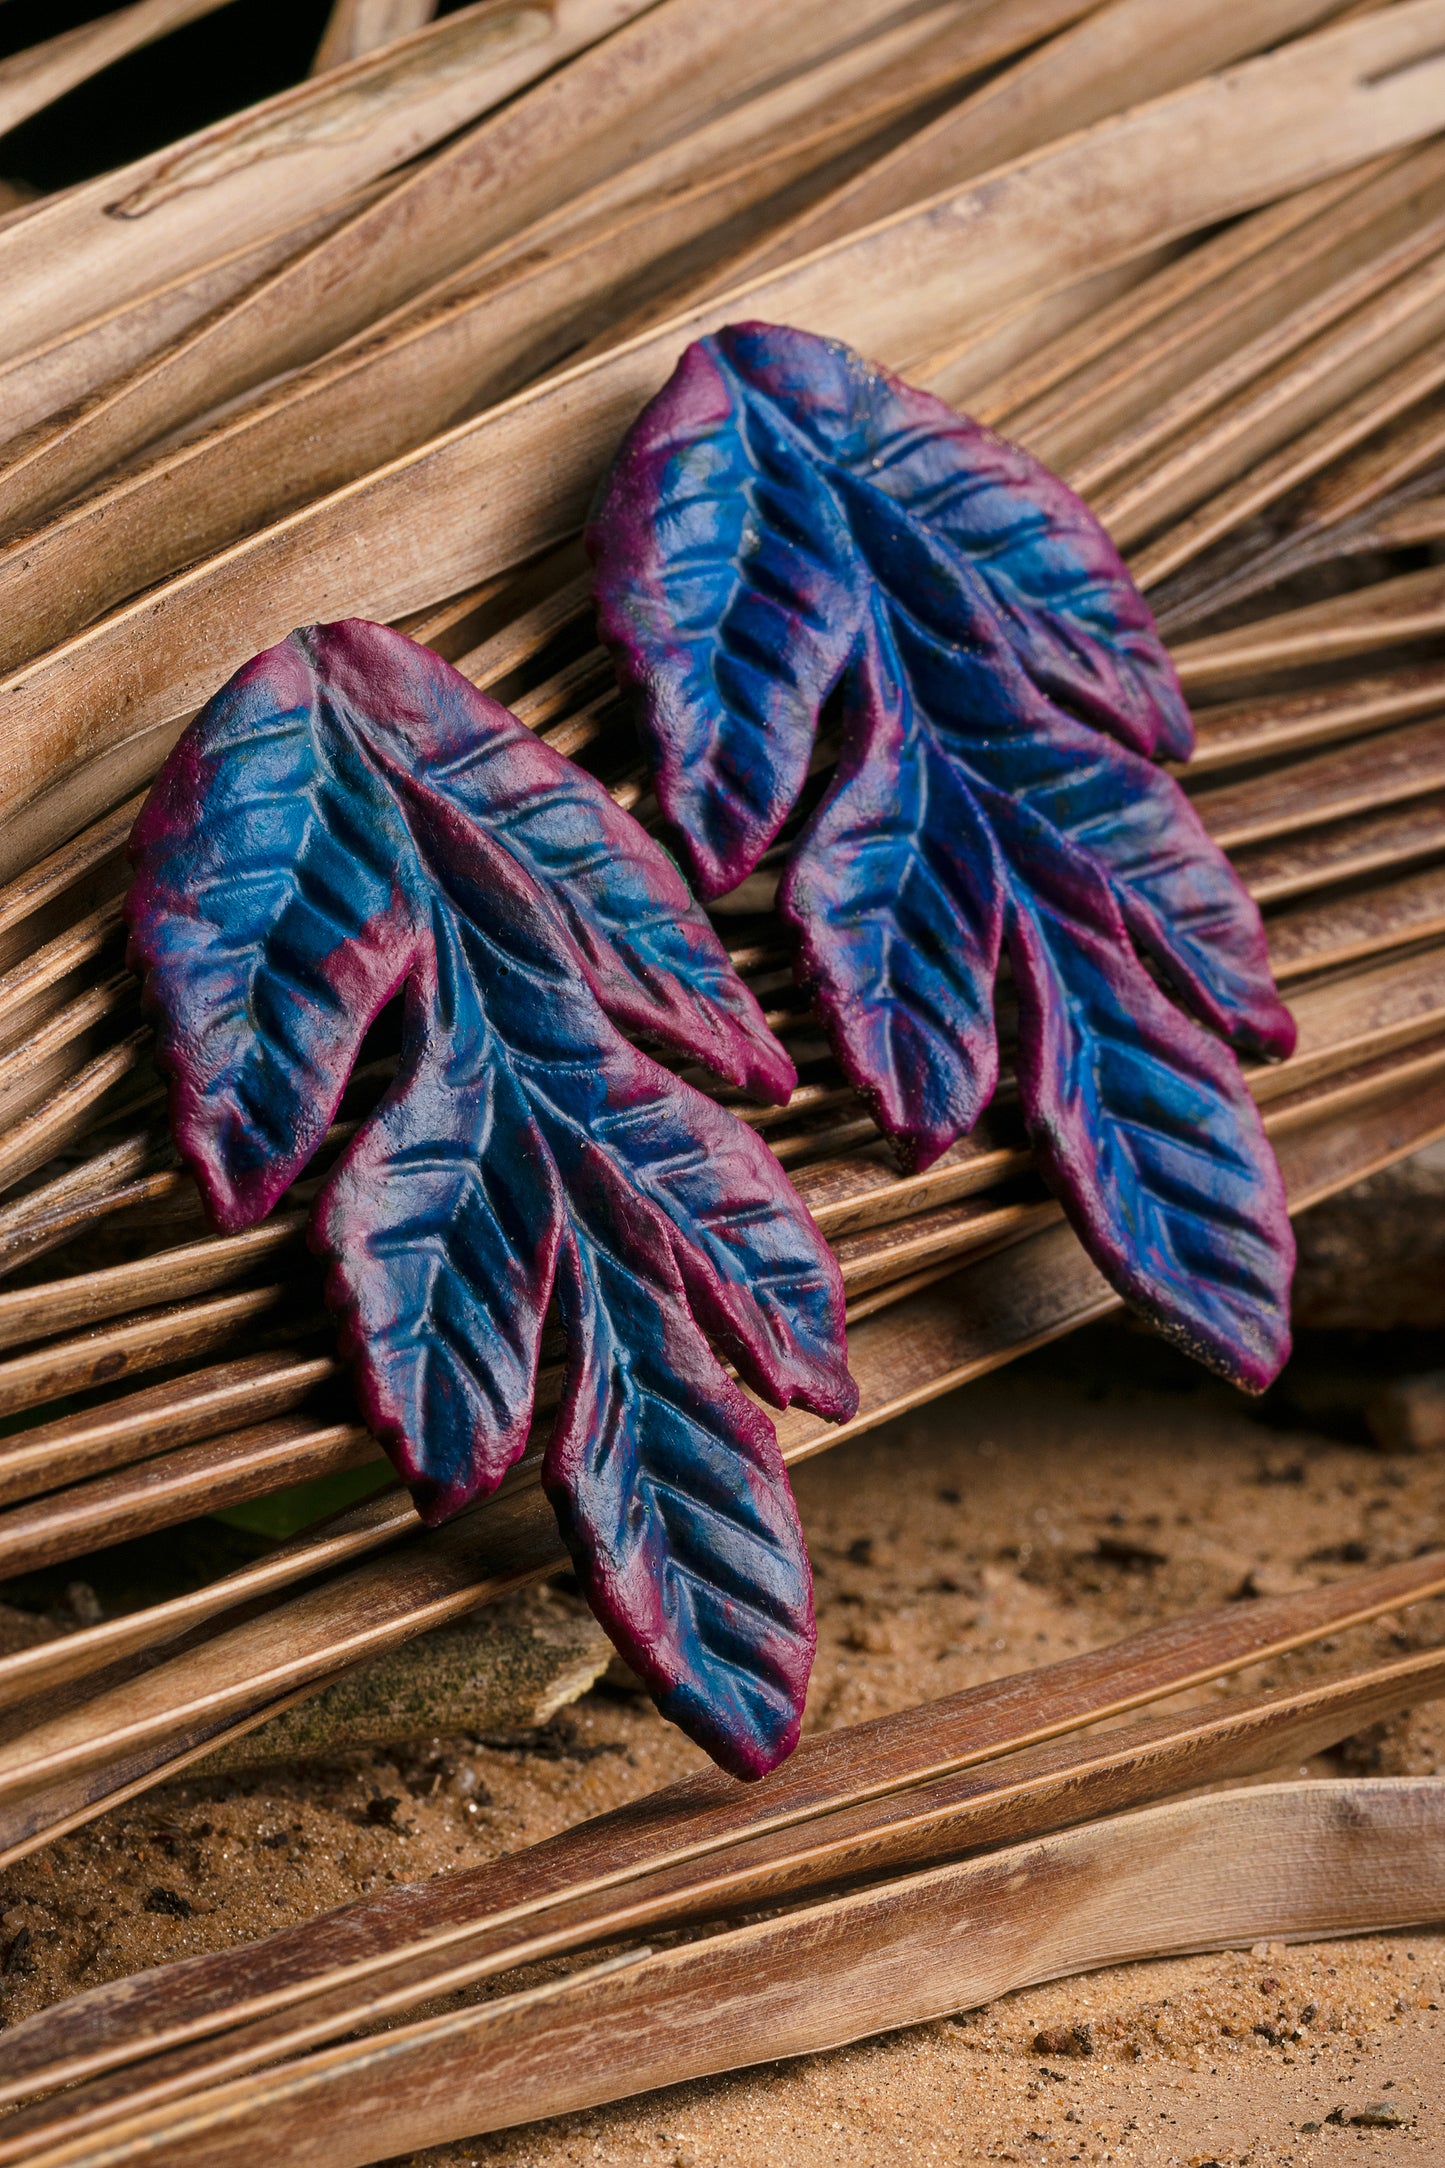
[589,322,1298,1390]
[128,621,857,1777]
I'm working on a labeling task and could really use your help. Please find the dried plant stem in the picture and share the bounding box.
[24,1781,1437,2168]
[0,1212,305,1354]
[0,1483,566,1838]
[1093,250,1445,550]
[6,1545,1445,2109]
[0,182,397,453]
[995,148,1445,462]
[0,0,939,560]
[1263,1032,1445,1149]
[0,1419,382,1578]
[0,1487,418,1720]
[907,246,1182,411]
[312,0,439,74]
[0,1032,152,1197]
[0,815,1441,1314]
[7,1694,1445,2159]
[1067,220,1445,505]
[690,0,1362,293]
[0,1,983,470]
[1249,946,1445,1103]
[0,1169,182,1280]
[200,1591,611,1771]
[1187,664,1445,773]
[0,0,240,143]
[1152,402,1445,632]
[0,972,133,1129]
[0,5,1427,670]
[1174,562,1445,694]
[1131,333,1445,588]
[967,158,1399,426]
[0,798,135,951]
[357,0,1348,392]
[1192,707,1445,847]
[0,898,125,1039]
[0,71,891,561]
[1269,862,1445,981]
[498,0,1079,280]
[0,0,1433,1930]
[0,1,653,370]
[0,1123,166,1244]
[1236,793,1445,905]
[18,1656,1445,2151]
[0,1284,297,1424]
[0,914,1433,1409]
[0,1351,340,1508]
[6,5,1443,837]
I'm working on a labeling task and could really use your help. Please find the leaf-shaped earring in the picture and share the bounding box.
[127,621,858,1779]
[588,321,1299,1393]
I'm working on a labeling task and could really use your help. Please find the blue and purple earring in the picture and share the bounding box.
[588,320,1297,1394]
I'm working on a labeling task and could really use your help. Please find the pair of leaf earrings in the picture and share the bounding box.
[128,321,1295,1780]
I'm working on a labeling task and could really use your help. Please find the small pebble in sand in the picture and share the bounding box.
[1349,2100,1412,2128]
[1032,2023,1093,2058]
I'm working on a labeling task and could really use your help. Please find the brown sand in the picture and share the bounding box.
[1,1320,1442,2167]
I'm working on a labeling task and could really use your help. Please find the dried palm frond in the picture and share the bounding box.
[0,0,240,144]
[77,1779,1427,2168]
[311,0,440,74]
[2,1568,1443,2163]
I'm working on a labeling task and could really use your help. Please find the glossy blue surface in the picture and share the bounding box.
[128,621,858,1778]
[589,322,1299,1391]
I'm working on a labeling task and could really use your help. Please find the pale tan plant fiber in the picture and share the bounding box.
[4,2,1444,840]
[12,1781,1445,2166]
[0,0,656,368]
[0,0,1077,536]
[4,1542,1445,2119]
[0,0,240,143]
[0,178,396,448]
[312,0,440,74]
[678,0,1365,296]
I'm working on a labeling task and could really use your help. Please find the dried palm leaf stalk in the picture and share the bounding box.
[0,1,241,144]
[2,1546,1442,2093]
[311,0,440,74]
[72,1779,1433,2168]
[3,1574,1445,2163]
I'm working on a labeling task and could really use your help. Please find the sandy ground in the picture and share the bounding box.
[1,1319,1443,2167]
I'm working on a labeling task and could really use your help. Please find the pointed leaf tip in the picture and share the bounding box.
[591,322,1296,1389]
[588,336,866,899]
[128,617,855,1774]
[546,1227,816,1780]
